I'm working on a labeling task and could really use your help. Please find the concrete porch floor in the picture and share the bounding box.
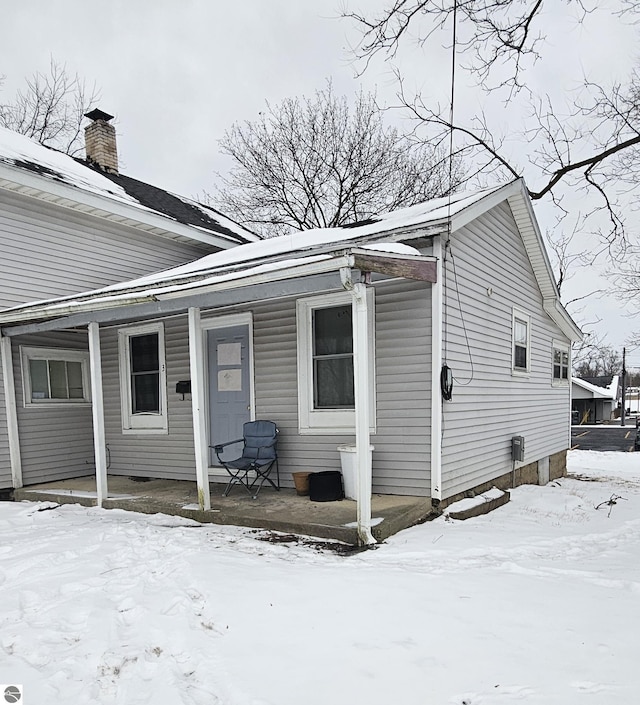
[13,476,434,544]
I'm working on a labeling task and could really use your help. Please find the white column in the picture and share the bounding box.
[0,334,23,488]
[88,322,108,506]
[351,282,375,545]
[430,236,443,503]
[188,307,210,511]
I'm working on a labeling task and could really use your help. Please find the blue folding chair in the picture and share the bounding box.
[212,420,279,499]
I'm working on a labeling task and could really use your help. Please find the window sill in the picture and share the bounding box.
[121,427,169,436]
[511,369,530,378]
[24,401,92,409]
[298,425,376,435]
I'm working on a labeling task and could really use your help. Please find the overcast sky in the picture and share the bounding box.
[2,1,639,364]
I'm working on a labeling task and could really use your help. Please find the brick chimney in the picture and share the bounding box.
[84,108,118,173]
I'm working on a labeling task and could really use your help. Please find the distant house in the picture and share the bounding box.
[572,375,619,424]
[0,112,257,491]
[0,178,581,543]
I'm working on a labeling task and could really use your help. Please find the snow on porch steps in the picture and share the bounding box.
[445,486,510,520]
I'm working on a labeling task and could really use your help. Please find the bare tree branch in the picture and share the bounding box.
[0,58,99,155]
[211,83,463,237]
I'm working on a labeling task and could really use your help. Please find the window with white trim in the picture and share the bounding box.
[296,290,375,433]
[21,346,91,405]
[512,309,531,374]
[118,322,168,433]
[552,341,570,383]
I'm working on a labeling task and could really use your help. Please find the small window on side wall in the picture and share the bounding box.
[552,342,570,384]
[512,309,531,374]
[21,346,91,405]
[118,322,168,433]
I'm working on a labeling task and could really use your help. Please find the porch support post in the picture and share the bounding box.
[0,334,23,488]
[430,236,443,505]
[188,307,210,511]
[88,322,108,506]
[351,281,376,546]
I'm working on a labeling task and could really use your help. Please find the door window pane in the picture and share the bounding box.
[130,334,159,373]
[130,333,160,414]
[132,373,160,413]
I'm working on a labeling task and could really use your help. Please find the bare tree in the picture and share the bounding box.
[0,59,99,156]
[573,341,622,378]
[213,84,462,237]
[342,2,640,245]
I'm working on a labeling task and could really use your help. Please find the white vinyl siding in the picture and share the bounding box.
[96,279,432,496]
[0,189,213,488]
[100,316,197,481]
[10,332,94,486]
[439,202,572,499]
[0,189,209,310]
[256,280,432,496]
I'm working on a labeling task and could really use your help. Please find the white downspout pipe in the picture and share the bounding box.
[430,236,443,506]
[341,268,376,546]
[188,307,211,511]
[0,334,22,488]
[88,322,108,506]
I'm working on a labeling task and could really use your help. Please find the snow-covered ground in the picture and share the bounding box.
[1,450,639,704]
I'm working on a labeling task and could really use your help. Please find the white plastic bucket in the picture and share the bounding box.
[337,444,374,500]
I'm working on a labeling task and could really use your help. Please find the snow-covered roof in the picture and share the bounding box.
[0,125,258,247]
[572,375,619,399]
[0,179,581,342]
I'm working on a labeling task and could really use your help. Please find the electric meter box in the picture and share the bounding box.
[511,436,525,462]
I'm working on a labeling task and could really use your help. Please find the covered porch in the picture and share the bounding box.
[2,234,441,545]
[13,475,433,544]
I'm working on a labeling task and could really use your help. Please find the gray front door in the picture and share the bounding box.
[207,325,251,463]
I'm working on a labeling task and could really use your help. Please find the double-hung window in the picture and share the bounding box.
[313,304,355,409]
[512,309,531,375]
[297,290,375,433]
[118,322,167,433]
[21,346,91,405]
[552,341,570,384]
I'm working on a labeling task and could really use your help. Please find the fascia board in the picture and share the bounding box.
[0,255,356,326]
[449,180,523,234]
[0,161,253,249]
[543,299,583,341]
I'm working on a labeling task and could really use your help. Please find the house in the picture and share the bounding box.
[0,178,581,543]
[0,112,258,492]
[571,375,619,424]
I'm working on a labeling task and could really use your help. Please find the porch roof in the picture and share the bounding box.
[0,177,581,342]
[0,175,495,330]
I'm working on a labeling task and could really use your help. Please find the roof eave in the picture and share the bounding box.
[0,160,255,250]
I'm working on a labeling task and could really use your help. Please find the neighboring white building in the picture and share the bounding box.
[571,375,619,424]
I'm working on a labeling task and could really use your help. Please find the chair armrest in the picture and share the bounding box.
[211,438,243,452]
